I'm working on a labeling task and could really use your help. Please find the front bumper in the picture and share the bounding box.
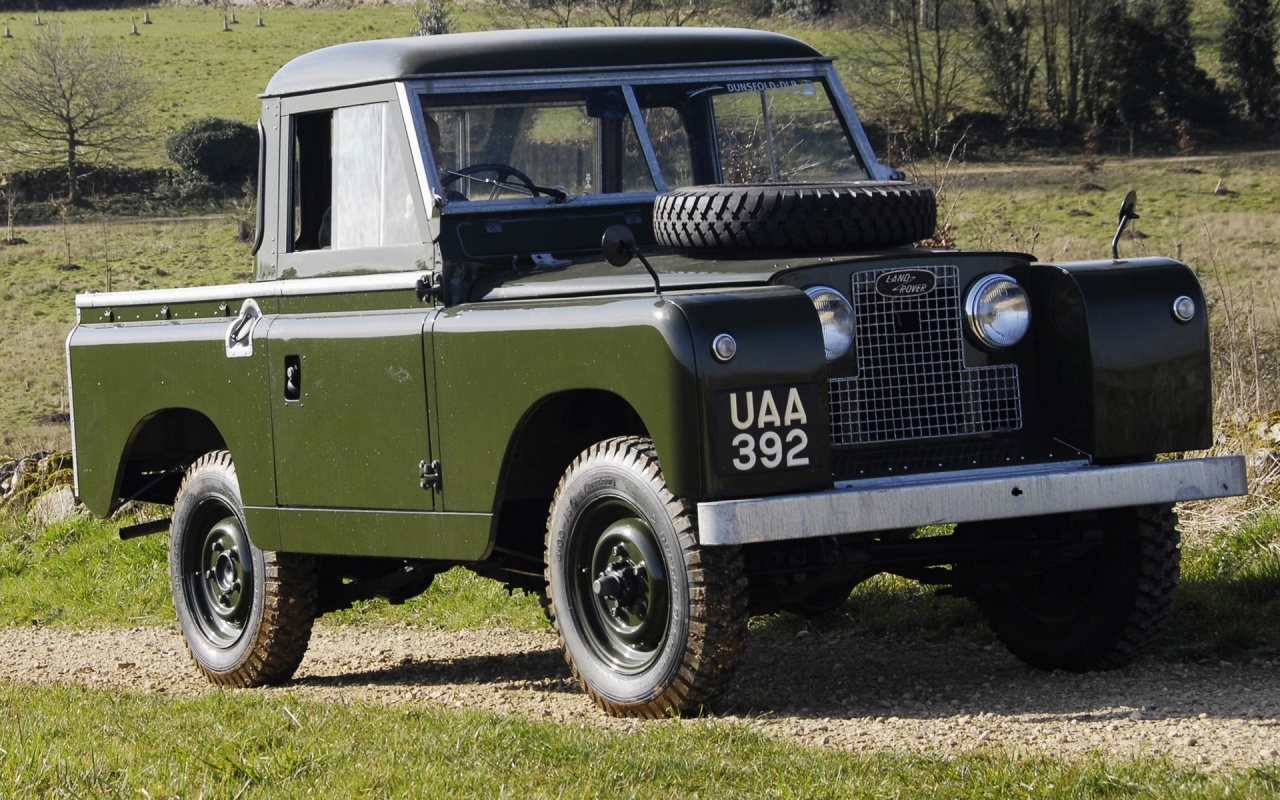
[696,456,1247,546]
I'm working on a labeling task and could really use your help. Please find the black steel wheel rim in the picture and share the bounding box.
[182,506,254,648]
[568,498,670,674]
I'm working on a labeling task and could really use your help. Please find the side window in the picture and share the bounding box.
[291,103,420,252]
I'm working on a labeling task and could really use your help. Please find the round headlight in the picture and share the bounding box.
[804,285,855,361]
[965,274,1030,348]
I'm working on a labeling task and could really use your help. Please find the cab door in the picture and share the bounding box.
[266,91,441,527]
[268,307,437,512]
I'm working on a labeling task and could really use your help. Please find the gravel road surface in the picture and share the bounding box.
[2,624,1277,769]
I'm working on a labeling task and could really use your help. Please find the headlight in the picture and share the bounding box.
[965,274,1030,348]
[805,285,854,361]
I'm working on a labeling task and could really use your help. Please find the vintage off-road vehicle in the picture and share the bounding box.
[68,28,1246,717]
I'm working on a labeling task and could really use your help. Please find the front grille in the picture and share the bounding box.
[829,265,1022,447]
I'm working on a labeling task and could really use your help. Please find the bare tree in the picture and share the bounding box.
[1,172,15,246]
[0,26,151,204]
[0,138,17,243]
[485,0,588,28]
[1037,0,1120,128]
[596,0,654,25]
[972,0,1037,128]
[882,0,973,144]
[652,0,725,25]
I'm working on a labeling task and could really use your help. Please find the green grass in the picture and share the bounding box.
[1172,509,1280,660]
[0,6,423,165]
[0,509,546,631]
[2,681,1278,798]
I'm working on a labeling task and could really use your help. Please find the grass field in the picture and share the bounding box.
[6,681,1279,799]
[0,5,422,162]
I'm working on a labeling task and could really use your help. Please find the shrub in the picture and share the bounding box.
[412,0,453,36]
[166,118,258,187]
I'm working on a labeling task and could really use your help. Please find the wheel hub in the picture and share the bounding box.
[208,542,243,612]
[593,544,648,619]
[569,512,671,673]
[185,514,254,646]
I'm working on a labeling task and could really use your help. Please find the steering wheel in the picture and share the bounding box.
[442,163,567,202]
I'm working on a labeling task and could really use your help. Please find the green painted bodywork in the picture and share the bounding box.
[69,264,836,560]
[432,295,703,513]
[69,318,276,514]
[267,308,436,512]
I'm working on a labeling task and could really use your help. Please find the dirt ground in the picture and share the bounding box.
[3,623,1277,770]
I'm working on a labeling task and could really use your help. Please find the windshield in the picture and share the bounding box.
[636,80,865,186]
[417,76,866,205]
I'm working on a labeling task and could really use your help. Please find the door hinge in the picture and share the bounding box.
[416,272,443,303]
[419,459,442,491]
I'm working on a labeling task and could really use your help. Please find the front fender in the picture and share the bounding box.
[1022,257,1212,458]
[431,285,829,514]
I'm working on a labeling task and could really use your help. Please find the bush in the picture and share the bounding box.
[412,0,453,36]
[751,0,837,20]
[167,118,258,187]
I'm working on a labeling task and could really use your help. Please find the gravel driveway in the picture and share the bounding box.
[2,623,1277,770]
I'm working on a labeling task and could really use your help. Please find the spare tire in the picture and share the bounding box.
[653,181,936,253]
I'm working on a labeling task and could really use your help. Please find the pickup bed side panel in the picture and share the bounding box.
[68,319,276,519]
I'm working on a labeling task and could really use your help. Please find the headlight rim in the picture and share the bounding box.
[804,284,855,362]
[964,273,1030,350]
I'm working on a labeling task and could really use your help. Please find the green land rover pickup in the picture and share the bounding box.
[67,27,1246,717]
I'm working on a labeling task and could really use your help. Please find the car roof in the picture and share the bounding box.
[263,27,825,97]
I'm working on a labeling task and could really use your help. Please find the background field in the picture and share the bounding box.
[0,3,1278,796]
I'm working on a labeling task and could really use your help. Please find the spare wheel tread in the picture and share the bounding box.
[653,181,936,252]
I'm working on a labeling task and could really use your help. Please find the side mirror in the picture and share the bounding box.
[602,224,662,294]
[1111,189,1139,260]
[602,223,638,267]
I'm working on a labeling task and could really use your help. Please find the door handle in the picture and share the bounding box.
[224,298,262,359]
[284,354,301,401]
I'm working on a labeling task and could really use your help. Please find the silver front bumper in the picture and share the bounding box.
[697,456,1247,546]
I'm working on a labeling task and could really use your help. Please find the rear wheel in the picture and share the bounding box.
[169,451,317,686]
[545,437,747,717]
[960,505,1179,671]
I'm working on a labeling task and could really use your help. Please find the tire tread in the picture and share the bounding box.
[173,450,318,688]
[545,437,747,718]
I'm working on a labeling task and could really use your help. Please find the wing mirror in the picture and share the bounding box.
[602,224,662,294]
[1111,190,1139,260]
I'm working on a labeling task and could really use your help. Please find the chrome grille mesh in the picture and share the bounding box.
[829,265,1022,446]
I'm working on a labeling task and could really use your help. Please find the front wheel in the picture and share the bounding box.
[169,451,317,686]
[545,437,747,718]
[960,504,1180,672]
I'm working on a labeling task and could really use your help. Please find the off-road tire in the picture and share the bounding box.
[169,450,317,687]
[545,437,747,718]
[652,181,937,252]
[963,505,1180,672]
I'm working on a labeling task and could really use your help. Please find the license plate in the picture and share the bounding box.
[714,385,820,475]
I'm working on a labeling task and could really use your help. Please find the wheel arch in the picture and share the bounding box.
[485,389,649,589]
[111,407,228,511]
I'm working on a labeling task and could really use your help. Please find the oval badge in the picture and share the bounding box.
[875,268,936,299]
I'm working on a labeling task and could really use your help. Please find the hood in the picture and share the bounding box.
[468,248,951,302]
